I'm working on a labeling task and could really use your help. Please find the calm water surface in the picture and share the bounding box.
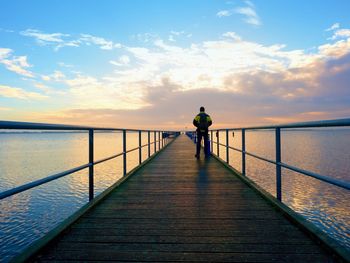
[0,130,349,261]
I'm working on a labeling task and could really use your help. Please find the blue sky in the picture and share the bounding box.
[1,0,350,128]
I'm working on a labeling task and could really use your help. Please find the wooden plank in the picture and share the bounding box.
[48,242,325,254]
[59,234,316,245]
[39,250,330,262]
[32,135,338,262]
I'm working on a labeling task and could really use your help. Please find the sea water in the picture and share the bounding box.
[0,129,349,261]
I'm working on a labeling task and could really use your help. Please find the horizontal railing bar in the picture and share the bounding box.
[93,152,124,166]
[124,139,163,155]
[0,120,176,133]
[0,163,91,200]
[245,151,277,165]
[280,162,350,191]
[209,136,349,191]
[125,146,140,154]
[140,143,150,149]
[209,118,350,131]
[227,145,243,153]
[234,148,350,191]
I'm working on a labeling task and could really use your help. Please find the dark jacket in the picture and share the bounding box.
[193,112,212,132]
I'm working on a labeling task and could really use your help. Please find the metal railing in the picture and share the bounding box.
[187,118,350,201]
[0,120,179,201]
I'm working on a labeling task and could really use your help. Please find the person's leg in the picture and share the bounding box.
[196,131,202,158]
[204,132,209,157]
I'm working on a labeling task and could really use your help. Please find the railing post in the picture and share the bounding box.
[88,129,94,201]
[211,130,213,153]
[161,132,164,148]
[138,130,142,165]
[275,127,282,201]
[226,129,229,164]
[154,131,156,153]
[217,131,220,157]
[242,129,246,176]
[123,129,127,176]
[158,131,161,150]
[148,131,151,157]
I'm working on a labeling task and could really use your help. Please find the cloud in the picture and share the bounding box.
[41,70,66,81]
[0,48,34,77]
[58,62,74,68]
[8,25,350,128]
[20,29,121,51]
[234,6,261,26]
[233,1,261,26]
[217,10,232,17]
[34,83,66,95]
[63,74,147,110]
[170,31,185,36]
[109,55,130,66]
[20,29,69,45]
[217,1,261,26]
[0,85,47,100]
[168,31,188,42]
[31,45,350,128]
[0,48,12,59]
[326,23,340,31]
[79,34,121,50]
[41,26,348,121]
[222,32,242,41]
[330,29,350,40]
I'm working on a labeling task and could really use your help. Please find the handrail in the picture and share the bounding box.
[0,163,91,200]
[0,120,177,132]
[0,120,180,201]
[187,117,350,201]
[211,118,350,131]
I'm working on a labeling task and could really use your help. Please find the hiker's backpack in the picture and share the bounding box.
[198,113,209,131]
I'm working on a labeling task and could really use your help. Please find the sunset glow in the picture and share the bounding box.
[1,1,350,129]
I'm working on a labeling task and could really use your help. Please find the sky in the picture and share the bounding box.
[1,0,350,129]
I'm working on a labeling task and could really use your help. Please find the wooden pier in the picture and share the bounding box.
[29,135,338,262]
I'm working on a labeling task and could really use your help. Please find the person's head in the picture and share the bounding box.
[200,106,205,112]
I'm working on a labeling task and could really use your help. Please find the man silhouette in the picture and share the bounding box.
[193,106,212,159]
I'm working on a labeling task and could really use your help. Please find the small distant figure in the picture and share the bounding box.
[193,106,212,159]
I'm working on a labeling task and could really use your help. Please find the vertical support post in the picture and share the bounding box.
[275,127,282,201]
[158,131,161,150]
[88,129,94,201]
[148,131,150,158]
[242,129,246,176]
[123,129,127,176]
[138,130,142,165]
[217,131,220,157]
[211,130,213,153]
[226,129,229,164]
[154,131,156,153]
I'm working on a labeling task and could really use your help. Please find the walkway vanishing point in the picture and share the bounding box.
[20,135,344,262]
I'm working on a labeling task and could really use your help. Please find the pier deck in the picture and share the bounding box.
[33,135,336,262]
